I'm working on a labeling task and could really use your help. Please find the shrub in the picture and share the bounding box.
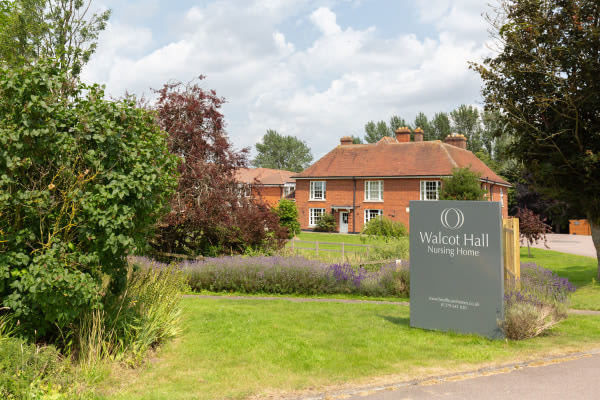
[0,62,178,338]
[516,207,552,257]
[76,259,189,366]
[274,199,301,238]
[362,217,407,238]
[440,166,487,200]
[156,255,410,298]
[314,213,336,232]
[501,262,575,340]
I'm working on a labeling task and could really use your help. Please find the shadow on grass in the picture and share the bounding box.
[380,315,410,327]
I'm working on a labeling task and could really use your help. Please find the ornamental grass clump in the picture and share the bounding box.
[178,256,410,297]
[501,262,575,340]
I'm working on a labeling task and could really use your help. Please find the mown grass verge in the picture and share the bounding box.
[99,297,600,400]
[520,247,600,310]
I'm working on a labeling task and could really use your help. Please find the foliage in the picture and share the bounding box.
[77,260,189,367]
[363,120,392,143]
[0,62,178,338]
[314,212,336,232]
[0,334,80,399]
[150,78,288,257]
[431,112,451,141]
[0,0,110,76]
[161,255,410,298]
[361,216,407,238]
[252,129,313,172]
[439,167,487,200]
[517,207,553,257]
[273,199,300,238]
[450,104,484,152]
[473,0,600,277]
[413,112,433,140]
[501,262,575,340]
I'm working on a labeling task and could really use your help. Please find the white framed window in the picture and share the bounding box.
[365,180,383,201]
[309,208,325,226]
[420,180,440,201]
[310,181,326,200]
[364,209,383,224]
[500,188,504,207]
[283,183,295,198]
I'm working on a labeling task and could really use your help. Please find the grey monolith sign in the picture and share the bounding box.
[409,200,504,339]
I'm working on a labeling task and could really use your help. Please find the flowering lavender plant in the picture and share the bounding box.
[145,255,410,297]
[502,262,575,340]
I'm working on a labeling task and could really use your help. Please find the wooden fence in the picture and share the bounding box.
[503,217,520,283]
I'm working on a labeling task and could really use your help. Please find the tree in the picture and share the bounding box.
[351,135,363,144]
[440,167,487,200]
[517,208,552,257]
[413,112,433,140]
[252,129,313,172]
[363,120,391,143]
[431,112,451,141]
[0,61,178,338]
[450,104,484,153]
[473,0,600,278]
[0,0,110,76]
[389,115,410,132]
[274,199,300,238]
[152,78,287,257]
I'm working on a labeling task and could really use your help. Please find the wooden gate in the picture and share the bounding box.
[503,217,520,283]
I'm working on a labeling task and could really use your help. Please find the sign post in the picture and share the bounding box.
[409,200,504,339]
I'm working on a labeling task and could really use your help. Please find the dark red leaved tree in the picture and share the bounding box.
[517,207,552,257]
[151,77,287,256]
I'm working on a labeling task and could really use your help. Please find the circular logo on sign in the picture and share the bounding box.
[440,208,465,230]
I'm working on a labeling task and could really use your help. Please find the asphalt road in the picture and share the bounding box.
[299,351,600,400]
[527,233,597,258]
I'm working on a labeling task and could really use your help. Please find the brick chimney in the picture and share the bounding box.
[395,126,411,143]
[413,127,424,142]
[340,136,353,145]
[445,133,467,149]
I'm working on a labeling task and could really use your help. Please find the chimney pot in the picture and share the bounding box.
[413,127,424,142]
[340,136,353,145]
[394,126,411,143]
[445,133,467,149]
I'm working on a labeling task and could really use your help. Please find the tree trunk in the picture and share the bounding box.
[590,221,600,281]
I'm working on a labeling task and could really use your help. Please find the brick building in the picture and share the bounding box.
[292,127,511,233]
[235,167,296,207]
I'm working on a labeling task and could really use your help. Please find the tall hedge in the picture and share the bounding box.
[0,62,178,338]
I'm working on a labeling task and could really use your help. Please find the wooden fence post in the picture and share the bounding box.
[502,217,520,286]
[315,240,319,257]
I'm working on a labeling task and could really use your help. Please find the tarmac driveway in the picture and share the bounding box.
[526,233,597,259]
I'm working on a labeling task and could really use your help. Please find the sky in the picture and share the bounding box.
[81,0,500,160]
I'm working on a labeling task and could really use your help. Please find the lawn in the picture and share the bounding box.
[100,298,600,400]
[286,231,408,264]
[520,247,600,310]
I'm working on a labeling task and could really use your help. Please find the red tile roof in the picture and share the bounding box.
[293,139,510,186]
[235,168,296,186]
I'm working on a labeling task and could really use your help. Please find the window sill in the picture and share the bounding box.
[364,200,383,203]
[309,199,326,202]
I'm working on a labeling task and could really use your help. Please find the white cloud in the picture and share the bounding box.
[83,0,493,159]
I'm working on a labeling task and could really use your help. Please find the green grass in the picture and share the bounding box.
[101,298,600,400]
[286,231,408,264]
[520,247,600,310]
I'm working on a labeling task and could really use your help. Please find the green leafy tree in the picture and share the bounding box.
[413,112,433,140]
[472,0,600,277]
[389,115,410,132]
[363,120,391,143]
[351,135,363,144]
[440,167,487,200]
[431,112,451,141]
[252,129,313,172]
[450,104,484,153]
[274,199,300,238]
[0,0,110,76]
[0,61,178,338]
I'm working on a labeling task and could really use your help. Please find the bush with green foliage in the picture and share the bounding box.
[274,199,300,238]
[0,61,178,338]
[314,213,337,232]
[361,216,407,238]
[501,263,575,340]
[76,259,189,367]
[440,167,487,200]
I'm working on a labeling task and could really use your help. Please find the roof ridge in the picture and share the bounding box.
[441,143,458,168]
